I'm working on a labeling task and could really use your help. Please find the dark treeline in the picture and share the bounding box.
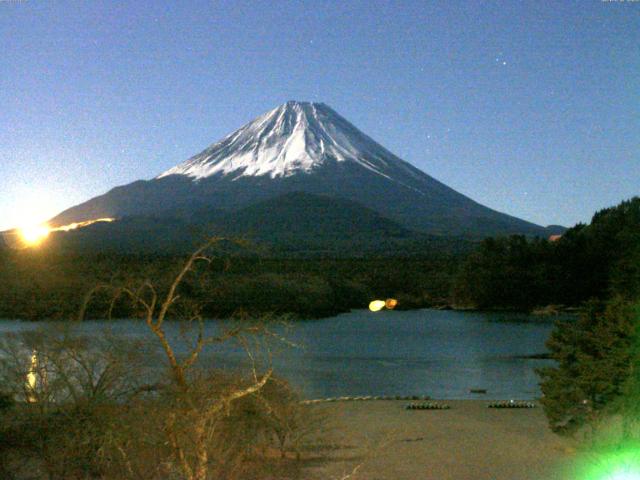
[2,197,638,320]
[0,249,461,320]
[452,197,640,310]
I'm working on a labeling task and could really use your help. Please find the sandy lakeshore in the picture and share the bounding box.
[305,400,577,480]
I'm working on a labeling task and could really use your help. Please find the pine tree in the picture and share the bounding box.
[615,302,640,441]
[538,298,638,437]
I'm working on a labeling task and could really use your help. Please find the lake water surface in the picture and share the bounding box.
[0,309,565,400]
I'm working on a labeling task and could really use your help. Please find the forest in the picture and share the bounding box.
[452,197,640,310]
[0,197,638,320]
[0,250,459,320]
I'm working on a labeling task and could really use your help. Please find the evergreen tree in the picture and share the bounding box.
[615,302,640,441]
[538,298,638,437]
[452,196,640,310]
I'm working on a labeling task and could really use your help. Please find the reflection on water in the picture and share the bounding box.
[0,309,569,400]
[26,350,38,403]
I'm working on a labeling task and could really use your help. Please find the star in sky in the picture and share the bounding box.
[495,52,508,66]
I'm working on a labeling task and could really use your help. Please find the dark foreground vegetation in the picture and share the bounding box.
[0,243,323,480]
[539,297,640,440]
[0,328,314,480]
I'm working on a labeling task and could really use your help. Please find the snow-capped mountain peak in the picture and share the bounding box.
[52,101,550,238]
[158,101,401,181]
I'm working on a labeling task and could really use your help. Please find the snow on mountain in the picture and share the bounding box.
[51,100,551,238]
[158,101,418,184]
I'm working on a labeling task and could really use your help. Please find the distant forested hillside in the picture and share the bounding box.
[0,250,460,320]
[452,197,640,310]
[2,197,637,320]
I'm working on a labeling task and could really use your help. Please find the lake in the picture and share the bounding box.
[0,309,565,400]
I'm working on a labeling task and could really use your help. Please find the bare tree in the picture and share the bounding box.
[0,238,318,480]
[80,237,277,480]
[0,325,152,480]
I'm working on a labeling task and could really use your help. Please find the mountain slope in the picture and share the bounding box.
[44,192,472,256]
[215,191,418,254]
[51,101,550,237]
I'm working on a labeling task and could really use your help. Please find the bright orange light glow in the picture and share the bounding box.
[54,217,115,232]
[10,217,116,249]
[369,300,386,312]
[19,224,50,246]
[385,298,398,309]
[26,351,38,403]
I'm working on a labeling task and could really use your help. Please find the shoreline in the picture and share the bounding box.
[0,303,580,322]
[306,399,575,480]
[301,396,543,403]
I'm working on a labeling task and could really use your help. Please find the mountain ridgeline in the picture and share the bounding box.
[47,101,559,254]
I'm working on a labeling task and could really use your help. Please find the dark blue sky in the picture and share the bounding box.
[1,0,638,230]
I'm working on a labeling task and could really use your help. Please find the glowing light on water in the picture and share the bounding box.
[26,351,38,403]
[369,299,399,312]
[369,300,386,312]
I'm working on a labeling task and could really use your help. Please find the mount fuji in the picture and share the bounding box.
[51,101,555,243]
